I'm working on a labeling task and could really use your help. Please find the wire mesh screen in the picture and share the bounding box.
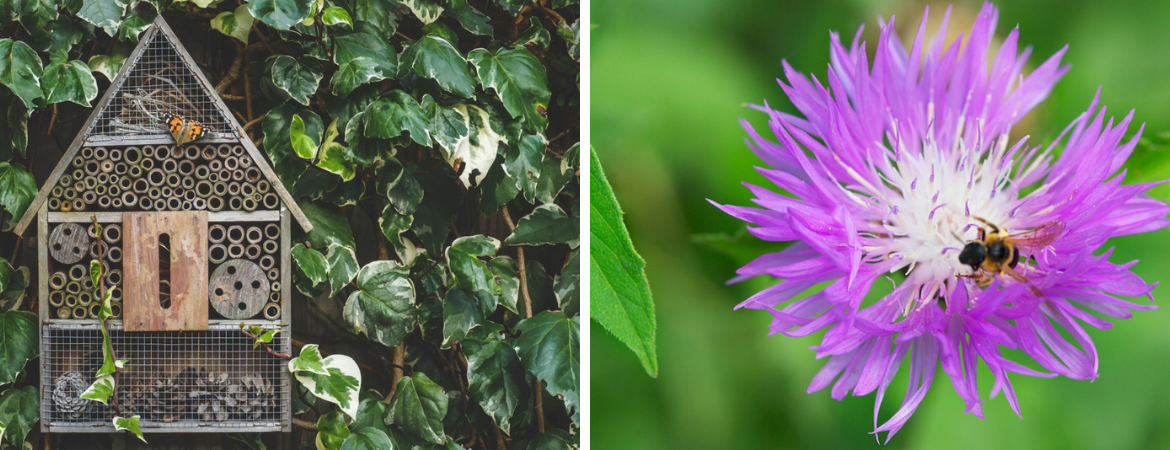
[89,28,235,141]
[42,321,290,432]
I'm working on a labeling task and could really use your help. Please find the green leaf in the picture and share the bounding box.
[514,312,579,422]
[350,390,390,434]
[380,158,424,215]
[263,104,315,191]
[386,373,448,445]
[554,249,579,316]
[444,3,492,36]
[351,0,402,34]
[400,0,444,24]
[524,429,573,450]
[316,119,356,181]
[0,386,37,446]
[535,143,577,203]
[362,90,429,146]
[249,0,313,29]
[505,203,578,247]
[340,427,392,450]
[211,5,254,43]
[516,17,550,49]
[557,19,579,60]
[524,260,556,313]
[288,343,329,375]
[441,287,483,347]
[291,244,328,287]
[399,35,477,98]
[116,14,152,42]
[76,0,128,36]
[301,201,357,249]
[89,258,102,288]
[505,134,544,202]
[493,0,526,15]
[411,161,461,256]
[0,40,43,110]
[331,23,398,97]
[0,266,28,312]
[87,42,132,81]
[380,205,413,247]
[446,235,502,314]
[590,148,657,377]
[113,415,146,444]
[468,47,550,133]
[421,94,468,155]
[477,155,519,215]
[421,22,459,48]
[269,55,323,106]
[488,257,520,314]
[445,104,506,188]
[461,331,525,433]
[291,347,362,419]
[0,93,28,161]
[0,311,36,386]
[322,7,353,28]
[344,261,417,347]
[80,374,115,404]
[41,59,97,107]
[326,244,359,297]
[316,411,350,450]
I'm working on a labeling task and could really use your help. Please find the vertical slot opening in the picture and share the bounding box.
[159,233,171,309]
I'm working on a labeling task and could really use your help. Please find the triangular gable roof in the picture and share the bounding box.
[14,16,312,234]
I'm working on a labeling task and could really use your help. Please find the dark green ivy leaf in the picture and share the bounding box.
[317,411,351,450]
[0,163,37,231]
[504,203,579,247]
[535,142,578,203]
[0,385,38,446]
[362,90,429,146]
[379,157,424,216]
[441,286,484,347]
[117,14,152,42]
[291,243,328,287]
[299,201,357,249]
[344,261,417,347]
[488,256,520,314]
[524,429,574,450]
[40,58,97,106]
[0,311,37,386]
[444,3,492,36]
[411,160,460,256]
[514,312,579,425]
[76,0,128,36]
[0,39,43,110]
[468,46,550,133]
[553,249,579,316]
[350,390,391,435]
[351,0,402,34]
[386,373,448,445]
[399,35,478,98]
[0,93,28,161]
[505,134,544,202]
[331,23,399,97]
[261,103,314,191]
[515,17,550,49]
[249,0,313,30]
[268,55,323,105]
[446,235,502,313]
[421,94,468,154]
[340,427,393,450]
[461,330,525,433]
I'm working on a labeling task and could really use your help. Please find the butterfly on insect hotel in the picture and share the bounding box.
[161,112,211,145]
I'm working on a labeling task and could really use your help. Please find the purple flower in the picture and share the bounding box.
[713,2,1170,442]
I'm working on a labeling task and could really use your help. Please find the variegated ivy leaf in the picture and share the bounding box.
[76,0,128,36]
[291,243,327,287]
[316,411,350,449]
[322,6,353,28]
[326,244,359,297]
[88,43,131,81]
[344,261,417,347]
[0,311,36,386]
[211,5,254,43]
[249,0,313,30]
[445,104,507,188]
[0,386,37,446]
[41,58,98,107]
[288,343,329,375]
[117,14,152,42]
[268,55,323,106]
[191,0,216,8]
[401,0,444,24]
[399,35,477,98]
[516,17,550,49]
[113,416,146,443]
[504,203,579,247]
[445,235,502,313]
[468,47,551,133]
[385,373,448,444]
[316,118,356,181]
[421,94,468,155]
[290,344,361,419]
[80,374,115,404]
[0,419,5,444]
[0,39,43,110]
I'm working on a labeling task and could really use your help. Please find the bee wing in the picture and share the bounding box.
[1011,220,1065,252]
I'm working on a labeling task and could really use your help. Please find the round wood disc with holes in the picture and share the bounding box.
[208,259,269,319]
[49,223,92,264]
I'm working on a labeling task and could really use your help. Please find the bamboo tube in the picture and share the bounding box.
[72,198,85,211]
[209,224,227,243]
[97,195,111,209]
[224,156,239,171]
[50,271,67,289]
[77,291,92,306]
[108,269,122,286]
[147,168,165,185]
[178,159,194,176]
[208,196,225,211]
[107,183,121,197]
[243,197,258,212]
[94,147,108,160]
[193,198,207,210]
[102,224,121,244]
[63,187,77,200]
[128,165,143,178]
[48,198,61,211]
[110,302,122,319]
[110,198,122,209]
[229,196,243,211]
[89,240,108,259]
[262,240,278,255]
[51,186,64,198]
[140,157,154,170]
[202,144,217,160]
[60,174,73,186]
[259,254,275,270]
[182,176,195,190]
[49,290,65,307]
[232,169,245,182]
[240,182,256,198]
[64,294,78,307]
[81,191,96,204]
[232,145,245,156]
[80,147,93,159]
[71,305,87,319]
[267,268,279,281]
[256,179,271,193]
[269,291,280,303]
[94,184,106,196]
[213,181,228,197]
[59,200,72,212]
[118,176,132,191]
[228,243,245,259]
[56,307,70,319]
[208,172,220,183]
[154,198,167,211]
[121,191,137,207]
[108,246,122,263]
[161,186,173,198]
[142,145,155,159]
[184,144,200,160]
[209,244,228,264]
[84,160,100,175]
[165,173,181,188]
[227,182,240,196]
[114,162,127,175]
[227,225,245,244]
[195,165,210,180]
[263,193,279,209]
[271,281,281,292]
[88,303,100,319]
[161,158,178,173]
[167,197,181,210]
[69,264,86,281]
[264,223,280,239]
[147,186,161,199]
[239,154,253,168]
[86,223,100,239]
[245,244,261,260]
[263,302,281,320]
[184,189,196,201]
[109,148,122,161]
[169,145,184,160]
[124,146,142,165]
[109,286,122,301]
[245,226,263,244]
[74,154,87,166]
[208,159,223,172]
[100,160,114,173]
[195,180,213,198]
[139,197,154,211]
[217,144,232,158]
[72,169,85,182]
[182,200,193,210]
[82,277,93,291]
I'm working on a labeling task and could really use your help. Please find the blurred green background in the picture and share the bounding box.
[591,0,1170,448]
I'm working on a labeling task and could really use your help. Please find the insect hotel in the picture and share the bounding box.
[12,16,314,433]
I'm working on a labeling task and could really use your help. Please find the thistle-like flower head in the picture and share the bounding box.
[714,2,1170,441]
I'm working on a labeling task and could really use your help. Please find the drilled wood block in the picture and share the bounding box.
[123,211,209,331]
[208,259,268,320]
[49,223,91,264]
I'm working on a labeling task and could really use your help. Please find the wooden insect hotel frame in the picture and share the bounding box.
[13,16,315,434]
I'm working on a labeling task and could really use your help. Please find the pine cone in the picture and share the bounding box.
[189,368,230,422]
[226,373,274,420]
[52,372,91,419]
[120,382,150,419]
[145,376,185,422]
